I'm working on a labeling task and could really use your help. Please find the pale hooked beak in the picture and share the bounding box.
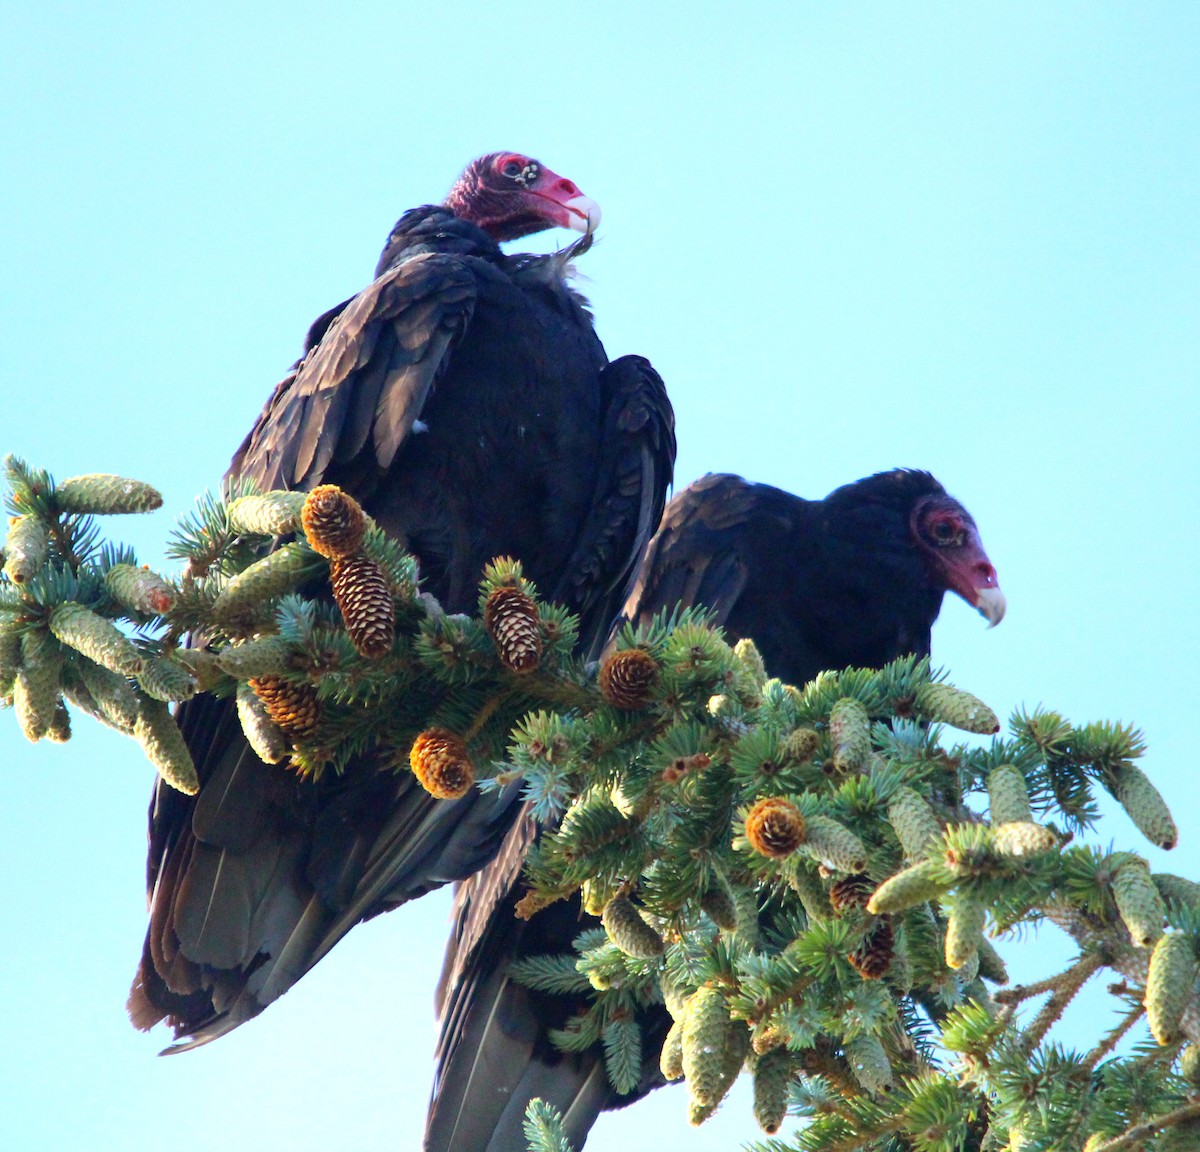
[561,194,601,235]
[975,585,1007,628]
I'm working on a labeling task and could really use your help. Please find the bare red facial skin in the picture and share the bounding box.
[444,153,601,242]
[911,495,1006,626]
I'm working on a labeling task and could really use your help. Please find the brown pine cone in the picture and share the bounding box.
[599,647,659,710]
[829,873,876,912]
[409,727,475,800]
[302,485,367,559]
[849,916,895,980]
[330,552,394,658]
[482,585,542,674]
[744,797,806,858]
[248,674,321,742]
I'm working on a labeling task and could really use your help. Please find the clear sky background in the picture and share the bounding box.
[3,4,1198,1150]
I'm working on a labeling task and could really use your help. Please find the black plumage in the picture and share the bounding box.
[428,468,1003,1151]
[128,153,675,1050]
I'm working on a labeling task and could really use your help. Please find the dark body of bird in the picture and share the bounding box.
[128,155,675,1051]
[428,468,1004,1151]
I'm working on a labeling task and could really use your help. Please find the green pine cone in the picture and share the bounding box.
[1180,1045,1200,1087]
[886,929,914,994]
[215,635,296,679]
[1154,873,1200,913]
[78,658,139,731]
[49,602,143,676]
[700,881,738,932]
[211,541,323,622]
[660,1017,684,1081]
[787,864,832,922]
[991,821,1061,857]
[751,1048,792,1134]
[1112,762,1178,850]
[1145,932,1198,1045]
[235,682,290,764]
[977,935,1010,984]
[3,515,49,583]
[61,679,121,735]
[134,697,199,795]
[844,1031,893,1094]
[867,859,953,915]
[732,637,767,695]
[682,985,730,1107]
[829,697,871,774]
[602,895,664,959]
[987,764,1032,824]
[104,564,176,616]
[798,815,868,873]
[945,894,987,970]
[915,681,1000,734]
[784,726,819,762]
[888,786,942,860]
[54,473,162,515]
[733,885,762,947]
[0,625,21,696]
[137,654,198,702]
[13,630,63,741]
[226,491,307,537]
[1111,857,1167,948]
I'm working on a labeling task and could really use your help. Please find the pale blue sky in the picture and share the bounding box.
[3,5,1198,1150]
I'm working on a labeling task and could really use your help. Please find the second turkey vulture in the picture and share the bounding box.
[427,467,1004,1151]
[128,153,676,1050]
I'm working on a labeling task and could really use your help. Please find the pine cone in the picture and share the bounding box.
[302,485,367,559]
[599,647,659,710]
[330,552,395,659]
[914,681,999,734]
[4,515,49,583]
[602,894,665,959]
[1111,857,1166,948]
[800,815,868,873]
[745,797,806,858]
[1113,763,1178,851]
[482,585,542,674]
[226,491,307,537]
[134,698,199,795]
[829,873,876,912]
[987,763,1033,824]
[248,674,321,742]
[829,697,871,773]
[55,473,162,515]
[1146,933,1197,1045]
[409,727,474,800]
[751,1047,792,1134]
[784,726,819,762]
[849,915,895,980]
[105,563,176,616]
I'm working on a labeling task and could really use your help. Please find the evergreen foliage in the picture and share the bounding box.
[5,455,1200,1151]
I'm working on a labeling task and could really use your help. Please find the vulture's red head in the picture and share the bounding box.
[910,490,1006,627]
[444,153,600,242]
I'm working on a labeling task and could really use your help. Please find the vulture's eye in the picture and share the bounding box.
[930,519,963,546]
[502,159,523,177]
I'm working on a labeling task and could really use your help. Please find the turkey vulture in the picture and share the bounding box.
[428,468,1004,1151]
[128,153,676,1050]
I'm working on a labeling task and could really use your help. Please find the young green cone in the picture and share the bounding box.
[216,635,296,679]
[1111,857,1166,948]
[1145,932,1198,1045]
[55,473,162,515]
[945,894,987,970]
[78,658,140,731]
[991,821,1060,857]
[13,629,63,741]
[226,491,307,537]
[49,602,142,675]
[829,696,871,774]
[682,985,731,1108]
[1154,874,1200,913]
[660,1017,684,1081]
[867,859,953,915]
[844,1031,893,1094]
[212,541,322,623]
[134,698,199,795]
[798,815,868,873]
[888,786,942,860]
[4,515,49,583]
[235,682,290,764]
[602,894,664,959]
[987,764,1032,824]
[104,563,175,616]
[915,681,1000,734]
[137,655,198,702]
[1112,762,1177,850]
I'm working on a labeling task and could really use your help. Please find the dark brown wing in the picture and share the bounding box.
[231,252,477,495]
[552,354,676,658]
